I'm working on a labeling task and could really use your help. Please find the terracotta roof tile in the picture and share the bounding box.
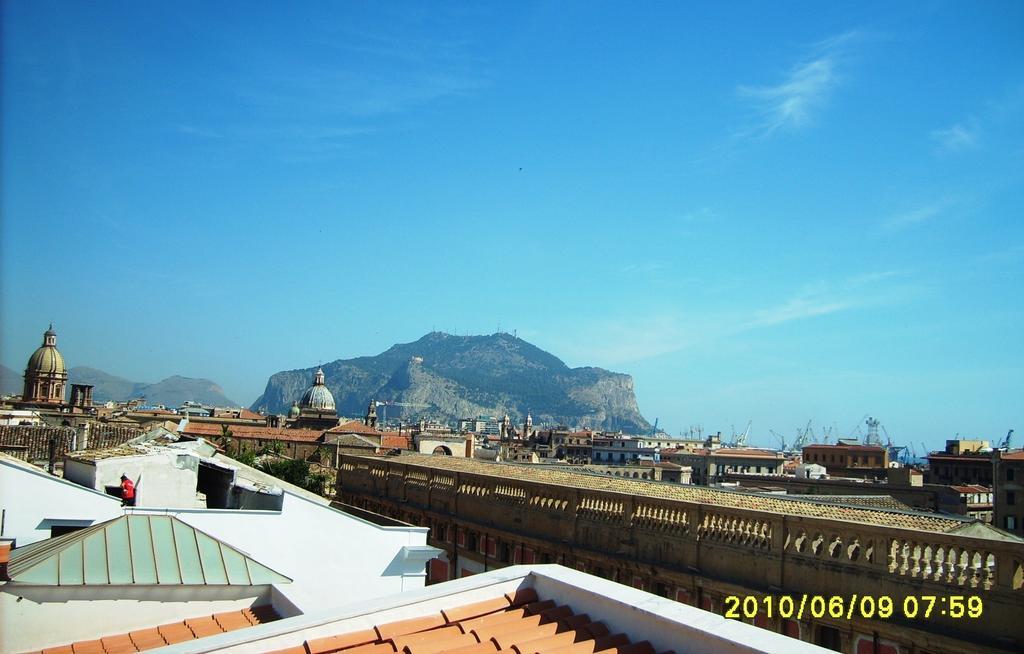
[471,615,546,641]
[488,620,561,649]
[546,642,605,654]
[343,644,399,654]
[245,604,282,624]
[442,596,512,623]
[407,634,480,654]
[381,434,411,449]
[212,610,255,631]
[508,629,587,653]
[265,647,309,654]
[99,634,138,654]
[183,422,324,443]
[185,616,225,638]
[306,628,379,653]
[396,628,476,654]
[505,588,539,607]
[71,640,105,654]
[444,642,500,654]
[391,624,462,649]
[596,642,655,654]
[269,593,653,654]
[522,600,556,615]
[590,634,631,651]
[375,613,447,640]
[581,623,611,639]
[458,607,530,633]
[127,628,166,650]
[42,608,279,654]
[326,421,383,436]
[158,624,198,645]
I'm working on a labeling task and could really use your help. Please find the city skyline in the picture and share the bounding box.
[2,2,1022,450]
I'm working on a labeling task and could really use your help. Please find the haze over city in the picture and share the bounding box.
[2,1,1021,451]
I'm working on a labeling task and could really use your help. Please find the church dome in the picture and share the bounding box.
[26,325,66,376]
[288,401,301,418]
[299,367,335,411]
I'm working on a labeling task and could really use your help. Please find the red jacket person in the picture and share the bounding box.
[120,474,135,506]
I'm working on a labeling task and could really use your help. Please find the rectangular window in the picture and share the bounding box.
[1008,491,1016,506]
[1009,468,1016,482]
[1007,516,1017,531]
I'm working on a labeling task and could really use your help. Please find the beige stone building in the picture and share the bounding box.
[337,452,1024,654]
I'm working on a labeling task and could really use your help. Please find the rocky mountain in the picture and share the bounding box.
[1,364,22,396]
[252,332,651,432]
[68,367,238,407]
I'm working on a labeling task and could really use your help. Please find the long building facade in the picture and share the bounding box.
[337,452,1024,654]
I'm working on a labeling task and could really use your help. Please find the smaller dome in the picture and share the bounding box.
[299,367,336,412]
[26,325,66,377]
[288,401,300,418]
[27,347,66,376]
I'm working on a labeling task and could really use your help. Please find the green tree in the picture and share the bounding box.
[217,424,234,451]
[235,449,257,467]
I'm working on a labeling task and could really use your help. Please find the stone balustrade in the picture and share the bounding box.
[339,454,1024,652]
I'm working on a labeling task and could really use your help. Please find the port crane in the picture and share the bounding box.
[791,420,813,452]
[730,420,752,447]
[769,429,788,452]
[999,429,1014,449]
[820,424,835,445]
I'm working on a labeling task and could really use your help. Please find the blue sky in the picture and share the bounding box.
[2,1,1021,450]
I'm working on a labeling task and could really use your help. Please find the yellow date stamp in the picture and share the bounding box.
[724,594,983,621]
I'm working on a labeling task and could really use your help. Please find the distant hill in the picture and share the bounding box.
[68,366,238,407]
[1,364,22,396]
[252,332,651,432]
[68,367,137,402]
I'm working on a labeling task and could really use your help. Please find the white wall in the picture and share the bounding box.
[139,491,433,612]
[0,458,122,545]
[529,566,833,654]
[0,584,269,653]
[416,437,469,457]
[94,452,200,507]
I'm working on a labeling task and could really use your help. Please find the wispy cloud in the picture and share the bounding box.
[931,120,980,153]
[844,269,908,286]
[744,271,913,331]
[882,199,955,232]
[173,23,488,162]
[745,292,853,328]
[928,87,1024,155]
[736,31,860,138]
[976,244,1024,266]
[550,270,912,365]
